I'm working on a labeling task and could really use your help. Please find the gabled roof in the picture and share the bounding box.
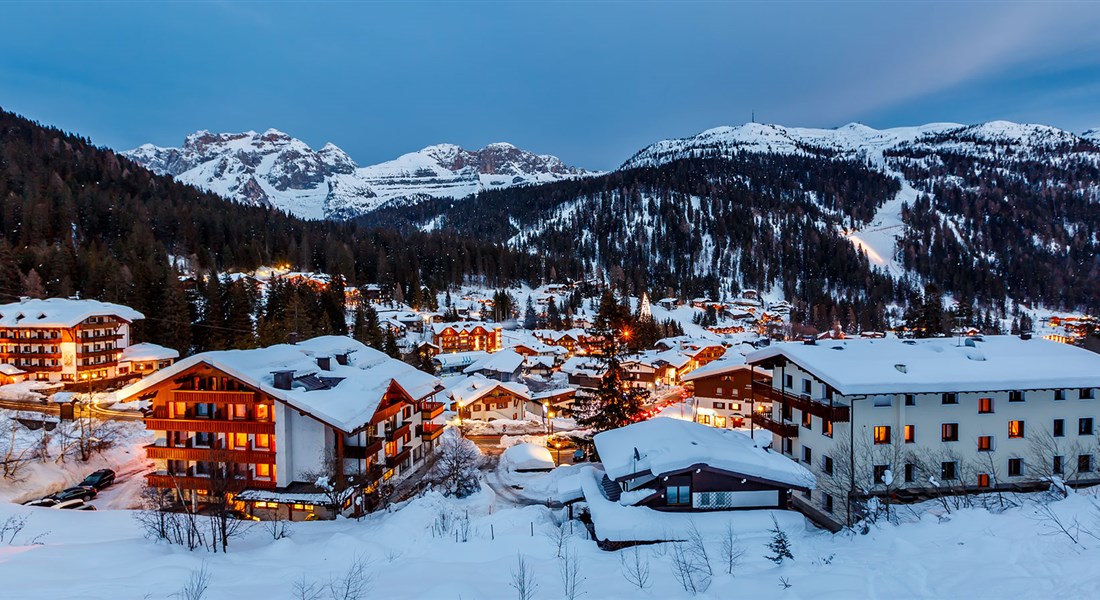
[560,356,606,378]
[0,298,144,328]
[682,352,756,382]
[117,336,442,433]
[593,417,813,490]
[433,350,489,369]
[431,321,499,335]
[463,349,524,375]
[746,335,1100,395]
[445,374,531,409]
[119,343,180,363]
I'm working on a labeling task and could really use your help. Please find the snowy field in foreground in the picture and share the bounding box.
[2,464,1100,599]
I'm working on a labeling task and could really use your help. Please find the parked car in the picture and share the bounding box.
[52,498,94,510]
[79,469,116,490]
[572,449,586,463]
[22,498,59,508]
[47,486,97,503]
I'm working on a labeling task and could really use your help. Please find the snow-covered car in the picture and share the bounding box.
[51,498,94,510]
[79,469,116,490]
[47,486,97,503]
[22,498,59,508]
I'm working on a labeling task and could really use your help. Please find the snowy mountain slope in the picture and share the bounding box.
[123,131,597,220]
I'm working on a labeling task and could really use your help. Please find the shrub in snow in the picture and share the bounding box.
[618,545,651,590]
[429,432,483,498]
[510,554,539,600]
[670,522,712,594]
[765,515,794,564]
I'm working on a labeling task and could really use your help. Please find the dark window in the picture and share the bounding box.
[1079,418,1094,436]
[977,436,993,452]
[802,446,812,464]
[1054,389,1065,401]
[782,403,793,421]
[904,463,915,483]
[713,402,725,410]
[823,456,834,475]
[1054,456,1064,475]
[784,374,793,389]
[823,419,833,438]
[1079,455,1093,473]
[904,394,915,406]
[802,379,812,395]
[873,465,890,485]
[1009,391,1024,403]
[802,411,812,429]
[978,398,993,414]
[941,461,957,481]
[1008,458,1023,477]
[1054,419,1065,437]
[941,423,959,442]
[874,426,891,445]
[942,393,958,405]
[783,438,793,455]
[1008,420,1025,439]
[824,494,834,513]
[666,485,691,506]
[1083,389,1096,400]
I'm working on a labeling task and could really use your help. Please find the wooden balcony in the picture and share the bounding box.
[78,347,120,358]
[386,422,412,442]
[386,446,411,469]
[145,418,275,435]
[417,423,445,441]
[370,401,408,425]
[751,413,799,438]
[145,444,276,464]
[171,390,258,405]
[421,401,445,420]
[344,438,383,460]
[752,380,850,422]
[146,473,277,492]
[77,332,123,342]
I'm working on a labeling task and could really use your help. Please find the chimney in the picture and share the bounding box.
[272,370,295,390]
[802,336,816,346]
[1020,332,1032,341]
[335,352,349,366]
[288,331,299,345]
[316,355,331,371]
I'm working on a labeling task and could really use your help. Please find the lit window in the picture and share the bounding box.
[977,436,993,452]
[873,426,891,445]
[1008,421,1025,439]
[256,463,271,478]
[978,398,993,414]
[904,425,915,443]
[977,473,990,488]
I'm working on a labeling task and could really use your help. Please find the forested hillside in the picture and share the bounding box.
[0,108,577,350]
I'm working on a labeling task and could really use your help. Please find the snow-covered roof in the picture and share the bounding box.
[524,355,556,369]
[433,351,489,369]
[531,387,575,401]
[463,349,524,375]
[560,356,605,378]
[117,336,442,433]
[0,298,144,328]
[445,374,530,409]
[0,364,27,376]
[682,353,753,382]
[746,335,1100,395]
[593,417,813,490]
[119,343,180,363]
[501,443,555,471]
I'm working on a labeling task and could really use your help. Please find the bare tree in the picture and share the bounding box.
[328,554,372,600]
[0,514,28,544]
[1031,501,1082,545]
[558,543,585,600]
[430,432,482,498]
[301,448,358,517]
[910,445,975,514]
[720,523,745,575]
[262,518,293,540]
[204,452,252,553]
[619,545,651,590]
[1029,430,1095,497]
[544,520,569,558]
[811,434,876,529]
[175,563,212,600]
[510,554,539,600]
[0,417,33,481]
[55,415,126,463]
[290,574,325,600]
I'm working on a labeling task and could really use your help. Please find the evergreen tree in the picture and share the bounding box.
[576,329,646,433]
[547,298,562,329]
[523,296,538,330]
[22,269,46,299]
[382,329,401,358]
[765,516,794,564]
[159,269,193,353]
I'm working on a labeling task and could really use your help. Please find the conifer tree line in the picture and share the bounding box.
[0,108,580,353]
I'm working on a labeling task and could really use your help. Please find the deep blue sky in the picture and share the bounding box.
[3,2,1100,170]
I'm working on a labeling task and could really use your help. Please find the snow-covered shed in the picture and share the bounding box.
[593,417,813,511]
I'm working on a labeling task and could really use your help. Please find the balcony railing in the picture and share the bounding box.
[145,444,276,464]
[386,446,411,469]
[146,472,277,491]
[370,401,408,425]
[752,380,850,422]
[171,390,258,405]
[385,422,412,442]
[420,401,445,420]
[751,413,799,438]
[417,423,445,441]
[344,437,383,460]
[145,418,275,435]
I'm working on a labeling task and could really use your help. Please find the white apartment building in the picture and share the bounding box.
[747,335,1100,528]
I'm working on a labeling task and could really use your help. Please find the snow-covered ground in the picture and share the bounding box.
[2,462,1100,599]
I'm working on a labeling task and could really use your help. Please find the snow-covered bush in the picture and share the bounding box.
[429,432,482,498]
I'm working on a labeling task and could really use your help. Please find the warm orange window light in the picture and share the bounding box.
[255,434,270,448]
[234,433,248,449]
[1008,421,1025,438]
[977,473,990,488]
[978,435,993,451]
[873,426,891,445]
[904,425,915,443]
[978,398,993,414]
[256,404,270,421]
[256,463,271,478]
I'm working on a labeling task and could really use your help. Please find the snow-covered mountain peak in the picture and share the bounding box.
[123,131,595,220]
